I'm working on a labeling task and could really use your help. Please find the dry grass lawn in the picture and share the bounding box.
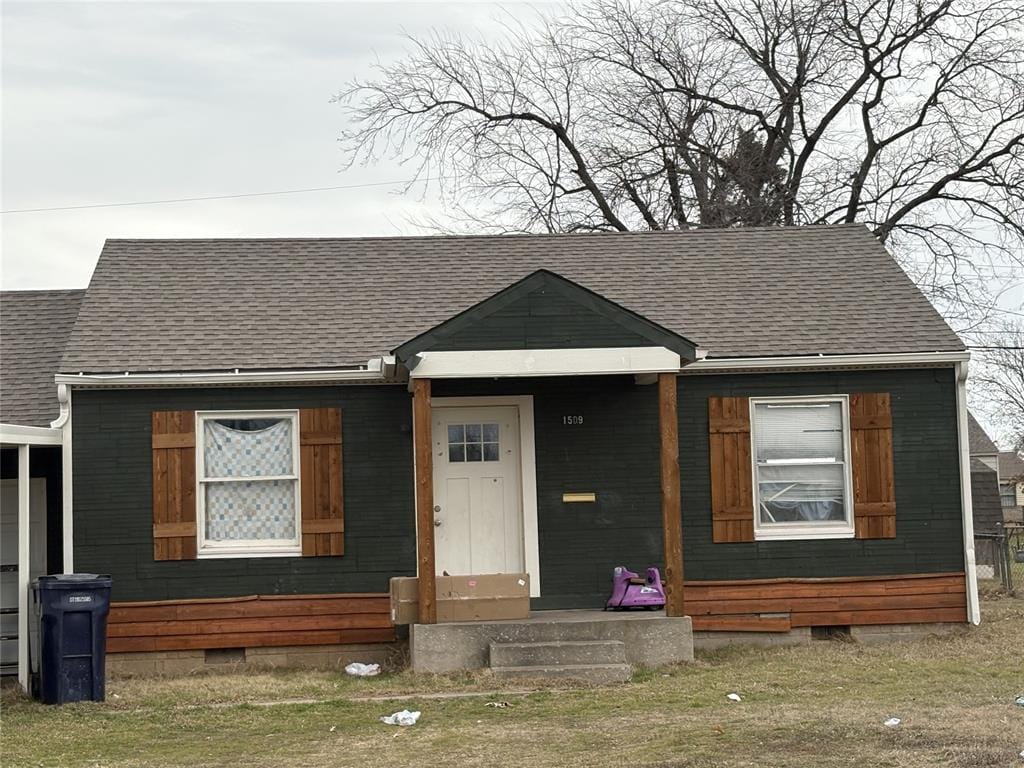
[2,594,1022,768]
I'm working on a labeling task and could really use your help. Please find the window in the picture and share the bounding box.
[751,396,854,540]
[196,410,301,557]
[447,423,500,462]
[1001,486,1017,508]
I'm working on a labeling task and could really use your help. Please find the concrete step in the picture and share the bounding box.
[491,663,632,684]
[475,618,627,644]
[490,640,627,668]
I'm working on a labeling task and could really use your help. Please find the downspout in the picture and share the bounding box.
[954,361,980,624]
[50,384,73,573]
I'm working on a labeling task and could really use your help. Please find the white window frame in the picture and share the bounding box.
[749,395,855,541]
[195,409,302,558]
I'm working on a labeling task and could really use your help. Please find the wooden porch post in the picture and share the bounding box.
[413,378,437,624]
[658,373,685,617]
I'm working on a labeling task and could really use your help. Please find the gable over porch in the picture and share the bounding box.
[392,270,700,625]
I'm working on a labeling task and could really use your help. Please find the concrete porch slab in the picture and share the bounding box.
[410,610,693,674]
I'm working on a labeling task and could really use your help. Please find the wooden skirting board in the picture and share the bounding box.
[106,593,395,653]
[685,573,967,632]
[106,573,968,652]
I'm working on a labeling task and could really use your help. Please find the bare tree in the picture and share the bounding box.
[974,323,1024,451]
[336,0,1023,319]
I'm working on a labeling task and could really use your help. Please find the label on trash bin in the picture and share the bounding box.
[68,595,93,603]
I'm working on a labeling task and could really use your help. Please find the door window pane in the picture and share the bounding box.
[447,422,501,462]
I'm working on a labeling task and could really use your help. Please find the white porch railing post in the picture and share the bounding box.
[17,444,30,691]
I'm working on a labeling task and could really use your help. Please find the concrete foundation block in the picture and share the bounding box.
[693,628,812,651]
[849,623,962,645]
[107,642,399,677]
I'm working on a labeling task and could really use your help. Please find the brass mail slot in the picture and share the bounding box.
[562,492,597,503]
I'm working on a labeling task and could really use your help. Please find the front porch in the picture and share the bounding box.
[410,608,694,681]
[397,270,699,635]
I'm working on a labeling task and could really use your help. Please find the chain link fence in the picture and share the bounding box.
[975,524,1024,594]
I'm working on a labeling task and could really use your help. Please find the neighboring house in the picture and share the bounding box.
[999,451,1024,524]
[1,224,983,683]
[967,413,1002,534]
[0,290,84,683]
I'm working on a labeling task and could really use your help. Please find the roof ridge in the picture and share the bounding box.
[101,222,869,245]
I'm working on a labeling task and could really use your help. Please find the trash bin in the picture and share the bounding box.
[32,574,112,704]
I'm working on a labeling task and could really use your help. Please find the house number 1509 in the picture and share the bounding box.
[562,415,584,425]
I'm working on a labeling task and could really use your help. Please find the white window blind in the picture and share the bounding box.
[751,398,853,537]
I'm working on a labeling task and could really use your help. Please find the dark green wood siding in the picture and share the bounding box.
[71,368,963,609]
[421,284,657,352]
[435,376,665,610]
[679,368,964,581]
[71,386,416,602]
[439,368,964,608]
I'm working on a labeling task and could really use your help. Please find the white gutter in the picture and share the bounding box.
[51,385,74,573]
[55,358,391,388]
[681,350,969,374]
[955,359,981,625]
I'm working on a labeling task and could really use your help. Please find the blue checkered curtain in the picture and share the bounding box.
[203,419,297,542]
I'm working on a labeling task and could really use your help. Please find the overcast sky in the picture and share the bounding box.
[2,1,537,289]
[2,1,1020,446]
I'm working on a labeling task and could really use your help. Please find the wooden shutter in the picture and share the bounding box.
[850,393,896,539]
[152,411,197,561]
[299,407,344,556]
[708,396,755,543]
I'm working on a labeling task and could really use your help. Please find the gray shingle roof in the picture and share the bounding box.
[1000,451,1024,481]
[60,224,963,373]
[968,412,1000,456]
[1,289,84,427]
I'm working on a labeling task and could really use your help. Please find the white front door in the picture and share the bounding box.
[432,406,524,575]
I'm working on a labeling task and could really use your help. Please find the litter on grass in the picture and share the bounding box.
[485,701,512,708]
[381,710,421,727]
[726,693,742,702]
[345,662,381,677]
[1014,695,1024,707]
[884,718,902,727]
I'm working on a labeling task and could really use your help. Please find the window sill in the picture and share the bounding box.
[754,528,855,542]
[197,548,302,559]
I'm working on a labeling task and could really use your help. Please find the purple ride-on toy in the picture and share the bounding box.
[605,566,666,610]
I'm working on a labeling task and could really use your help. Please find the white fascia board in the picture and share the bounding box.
[681,350,970,374]
[408,347,682,379]
[0,423,63,446]
[55,360,389,388]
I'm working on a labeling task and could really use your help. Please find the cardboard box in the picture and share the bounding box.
[390,573,530,624]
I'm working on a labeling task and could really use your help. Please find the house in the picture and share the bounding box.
[999,451,1024,524]
[0,290,83,682]
[1,224,981,683]
[967,413,1003,534]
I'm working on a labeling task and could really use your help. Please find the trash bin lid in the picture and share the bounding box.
[35,573,112,589]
